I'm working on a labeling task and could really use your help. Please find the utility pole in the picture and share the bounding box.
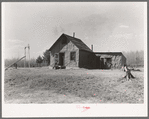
[28,44,30,68]
[6,56,26,71]
[24,44,30,68]
[24,47,26,68]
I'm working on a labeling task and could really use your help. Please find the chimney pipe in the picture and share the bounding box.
[73,32,75,37]
[91,44,93,51]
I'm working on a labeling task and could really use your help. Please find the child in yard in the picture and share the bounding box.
[123,64,135,80]
[53,61,61,69]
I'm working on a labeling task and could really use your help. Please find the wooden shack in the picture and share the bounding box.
[48,33,96,69]
[95,52,126,69]
[48,33,126,69]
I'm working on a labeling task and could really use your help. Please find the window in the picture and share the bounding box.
[70,52,76,61]
[62,38,67,44]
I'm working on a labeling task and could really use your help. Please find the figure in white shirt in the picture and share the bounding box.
[123,64,135,81]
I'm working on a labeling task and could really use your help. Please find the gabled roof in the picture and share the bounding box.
[49,33,93,52]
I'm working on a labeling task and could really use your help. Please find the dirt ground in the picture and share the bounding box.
[4,67,144,104]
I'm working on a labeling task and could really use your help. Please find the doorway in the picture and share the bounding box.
[59,53,65,66]
[105,58,112,69]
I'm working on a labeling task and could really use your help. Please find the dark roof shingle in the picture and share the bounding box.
[63,34,92,52]
[95,52,122,56]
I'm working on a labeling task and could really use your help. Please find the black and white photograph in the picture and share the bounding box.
[2,2,147,117]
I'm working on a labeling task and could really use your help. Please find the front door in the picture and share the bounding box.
[59,53,65,66]
[101,58,104,69]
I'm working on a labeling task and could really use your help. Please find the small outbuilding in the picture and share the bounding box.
[95,52,126,69]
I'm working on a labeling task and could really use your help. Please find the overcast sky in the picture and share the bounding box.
[2,2,146,59]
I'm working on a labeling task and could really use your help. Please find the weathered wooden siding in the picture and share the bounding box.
[50,38,79,67]
[64,42,79,67]
[79,50,97,69]
[111,55,123,69]
[95,54,126,69]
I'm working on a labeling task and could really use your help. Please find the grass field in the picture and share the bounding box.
[4,67,144,104]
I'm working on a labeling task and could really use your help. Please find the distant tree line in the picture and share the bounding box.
[122,50,144,67]
[36,50,50,67]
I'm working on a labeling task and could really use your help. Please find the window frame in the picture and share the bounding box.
[70,51,76,61]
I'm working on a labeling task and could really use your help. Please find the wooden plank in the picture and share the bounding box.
[5,56,26,71]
